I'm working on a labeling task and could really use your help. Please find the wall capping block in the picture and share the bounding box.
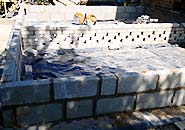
[54,75,99,99]
[157,68,185,89]
[116,71,158,94]
[1,79,51,106]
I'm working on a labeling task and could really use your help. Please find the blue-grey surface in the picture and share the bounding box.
[100,73,117,95]
[67,100,93,119]
[136,90,174,110]
[97,96,136,114]
[0,79,50,106]
[116,71,158,94]
[16,103,63,127]
[54,76,99,99]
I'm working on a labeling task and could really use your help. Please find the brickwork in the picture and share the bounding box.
[21,23,185,50]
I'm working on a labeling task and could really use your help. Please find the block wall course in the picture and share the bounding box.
[157,68,185,89]
[172,89,185,106]
[16,103,63,127]
[116,71,158,94]
[67,99,93,119]
[97,96,136,114]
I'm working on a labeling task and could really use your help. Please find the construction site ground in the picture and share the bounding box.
[0,106,184,130]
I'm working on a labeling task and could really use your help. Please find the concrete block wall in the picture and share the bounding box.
[21,23,185,50]
[23,6,144,22]
[1,68,185,127]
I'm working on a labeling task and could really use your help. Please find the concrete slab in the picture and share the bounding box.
[0,19,14,54]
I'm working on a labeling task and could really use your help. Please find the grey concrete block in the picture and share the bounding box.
[136,90,174,110]
[1,79,50,106]
[173,89,185,106]
[67,100,93,119]
[116,71,158,94]
[157,69,185,89]
[97,96,136,114]
[100,73,117,95]
[2,109,16,127]
[54,76,99,99]
[16,103,63,127]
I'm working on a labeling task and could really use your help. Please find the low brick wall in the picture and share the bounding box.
[21,22,185,50]
[1,69,185,127]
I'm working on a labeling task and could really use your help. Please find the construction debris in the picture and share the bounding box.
[134,15,158,24]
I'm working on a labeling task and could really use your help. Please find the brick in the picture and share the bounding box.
[67,100,93,119]
[116,71,158,94]
[97,96,136,114]
[173,89,185,106]
[16,103,63,127]
[1,79,50,106]
[157,68,185,89]
[136,90,174,110]
[99,74,117,95]
[2,109,16,127]
[54,76,99,99]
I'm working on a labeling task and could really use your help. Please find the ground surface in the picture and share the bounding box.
[1,106,185,130]
[0,18,14,78]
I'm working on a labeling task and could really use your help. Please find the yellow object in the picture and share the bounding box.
[74,12,85,24]
[74,12,97,25]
